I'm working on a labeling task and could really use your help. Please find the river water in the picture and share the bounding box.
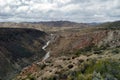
[42,34,54,61]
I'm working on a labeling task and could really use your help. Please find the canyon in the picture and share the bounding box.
[0,21,119,80]
[0,28,48,80]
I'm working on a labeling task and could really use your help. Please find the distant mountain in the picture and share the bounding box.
[97,21,120,29]
[0,21,90,29]
[28,21,89,27]
[87,22,101,26]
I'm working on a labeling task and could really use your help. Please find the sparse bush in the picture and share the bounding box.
[39,64,46,70]
[67,59,120,80]
[77,74,85,80]
[75,44,108,56]
[92,71,104,80]
[92,45,108,51]
[93,51,102,54]
[67,64,74,69]
[30,77,36,80]
[41,59,120,80]
[48,76,57,80]
[112,49,119,54]
[25,75,36,80]
[75,45,94,56]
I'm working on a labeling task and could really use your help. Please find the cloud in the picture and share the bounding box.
[0,0,120,22]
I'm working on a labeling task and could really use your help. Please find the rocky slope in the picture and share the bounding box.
[0,28,48,80]
[46,21,120,56]
[48,29,120,57]
[14,21,120,80]
[15,50,120,80]
[1,22,120,80]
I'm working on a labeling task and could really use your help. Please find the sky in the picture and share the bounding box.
[0,0,120,23]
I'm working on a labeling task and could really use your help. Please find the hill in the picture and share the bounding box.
[14,21,120,80]
[0,28,47,80]
[29,21,89,27]
[0,21,90,32]
[97,21,120,30]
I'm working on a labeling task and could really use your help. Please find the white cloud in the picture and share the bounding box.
[57,0,71,4]
[31,3,57,12]
[60,4,81,12]
[0,0,120,22]
[16,6,29,13]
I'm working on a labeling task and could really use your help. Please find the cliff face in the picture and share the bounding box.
[48,29,120,56]
[0,28,47,80]
[98,30,120,48]
[12,21,120,80]
[15,29,120,80]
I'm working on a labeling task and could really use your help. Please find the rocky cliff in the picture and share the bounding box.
[14,21,120,80]
[0,28,48,80]
[0,21,120,80]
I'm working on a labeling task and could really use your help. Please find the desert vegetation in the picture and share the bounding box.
[0,21,119,80]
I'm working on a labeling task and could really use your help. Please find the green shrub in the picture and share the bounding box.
[40,64,46,70]
[77,74,86,80]
[25,76,36,80]
[75,44,109,56]
[112,49,120,54]
[75,45,94,56]
[69,59,120,80]
[85,59,120,79]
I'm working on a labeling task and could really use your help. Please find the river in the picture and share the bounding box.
[42,34,54,61]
